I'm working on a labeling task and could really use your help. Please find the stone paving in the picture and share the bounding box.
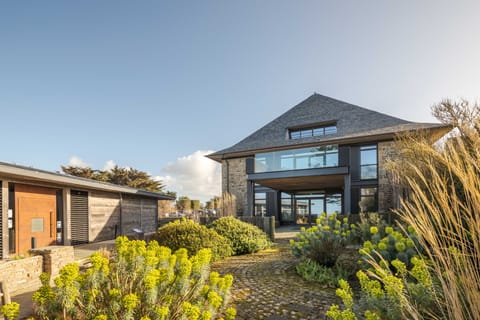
[8,229,340,320]
[212,238,339,320]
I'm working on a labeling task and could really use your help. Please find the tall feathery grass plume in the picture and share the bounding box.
[388,99,480,320]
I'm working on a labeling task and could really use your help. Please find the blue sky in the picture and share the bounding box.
[1,1,479,201]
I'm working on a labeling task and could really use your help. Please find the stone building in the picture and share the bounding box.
[207,94,450,224]
[0,162,174,259]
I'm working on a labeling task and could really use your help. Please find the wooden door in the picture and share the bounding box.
[15,184,57,254]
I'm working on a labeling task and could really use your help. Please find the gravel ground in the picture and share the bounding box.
[212,240,340,320]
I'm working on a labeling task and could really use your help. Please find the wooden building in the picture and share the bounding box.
[0,162,174,258]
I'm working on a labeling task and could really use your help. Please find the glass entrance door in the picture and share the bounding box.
[309,198,324,223]
[295,196,325,224]
[294,192,343,225]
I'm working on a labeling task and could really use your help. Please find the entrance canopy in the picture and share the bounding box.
[248,166,348,192]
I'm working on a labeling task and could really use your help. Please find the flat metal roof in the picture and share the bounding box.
[0,161,175,200]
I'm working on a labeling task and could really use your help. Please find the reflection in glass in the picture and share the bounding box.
[255,145,339,173]
[359,188,377,212]
[326,193,342,214]
[280,193,294,223]
[360,145,377,179]
[254,192,267,216]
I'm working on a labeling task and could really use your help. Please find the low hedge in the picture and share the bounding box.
[155,219,233,261]
[210,217,271,255]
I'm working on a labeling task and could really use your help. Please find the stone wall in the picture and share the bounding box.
[222,158,248,215]
[30,246,75,280]
[0,255,43,293]
[378,141,399,213]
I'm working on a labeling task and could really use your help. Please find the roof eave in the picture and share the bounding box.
[210,124,453,160]
[0,163,174,200]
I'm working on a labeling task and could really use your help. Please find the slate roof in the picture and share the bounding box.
[208,93,451,161]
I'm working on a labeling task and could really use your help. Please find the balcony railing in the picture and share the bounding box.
[254,145,339,173]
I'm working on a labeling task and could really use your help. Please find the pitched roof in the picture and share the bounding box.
[208,93,451,161]
[0,161,175,200]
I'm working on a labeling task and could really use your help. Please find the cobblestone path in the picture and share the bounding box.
[212,241,339,320]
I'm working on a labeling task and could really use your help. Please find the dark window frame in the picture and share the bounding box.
[289,124,337,140]
[360,145,378,180]
[359,187,378,212]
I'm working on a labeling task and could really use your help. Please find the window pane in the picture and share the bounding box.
[326,194,342,214]
[290,131,301,139]
[254,192,267,216]
[361,164,377,179]
[361,149,377,165]
[310,154,325,168]
[301,129,312,138]
[254,156,267,173]
[324,126,337,135]
[280,154,294,170]
[254,145,339,172]
[359,188,377,212]
[295,154,309,169]
[289,125,336,140]
[313,128,325,136]
[326,152,338,167]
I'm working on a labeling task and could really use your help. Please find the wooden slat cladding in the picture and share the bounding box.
[140,198,158,233]
[122,196,158,234]
[0,181,2,259]
[70,190,89,245]
[89,191,120,242]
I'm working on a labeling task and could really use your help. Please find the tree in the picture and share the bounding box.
[61,166,98,179]
[176,196,191,213]
[158,191,177,216]
[191,199,201,212]
[207,193,237,216]
[205,201,214,210]
[61,164,164,192]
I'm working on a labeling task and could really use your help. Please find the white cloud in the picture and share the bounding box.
[157,150,221,202]
[68,156,90,168]
[103,160,116,171]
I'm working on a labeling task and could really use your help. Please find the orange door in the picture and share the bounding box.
[15,184,57,254]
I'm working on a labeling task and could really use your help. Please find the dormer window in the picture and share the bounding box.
[289,124,337,140]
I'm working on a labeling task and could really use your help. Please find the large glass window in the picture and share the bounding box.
[289,125,337,139]
[281,193,294,223]
[254,192,267,216]
[326,193,342,214]
[360,145,377,179]
[359,188,378,212]
[255,145,338,173]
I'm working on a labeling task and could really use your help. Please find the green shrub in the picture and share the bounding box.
[359,225,420,269]
[209,217,271,255]
[155,219,233,261]
[33,237,236,320]
[295,259,350,287]
[327,256,436,320]
[351,212,388,244]
[290,213,352,267]
[1,302,20,320]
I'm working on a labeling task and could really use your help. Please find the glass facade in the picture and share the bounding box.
[326,193,342,214]
[255,145,338,173]
[280,193,294,223]
[254,192,266,216]
[295,192,343,222]
[360,145,377,179]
